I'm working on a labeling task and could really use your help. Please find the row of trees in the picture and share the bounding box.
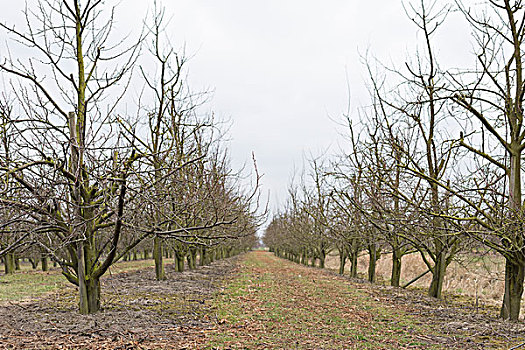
[265,0,525,321]
[0,0,261,314]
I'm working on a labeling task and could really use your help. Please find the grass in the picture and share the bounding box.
[210,251,444,349]
[325,251,511,316]
[0,270,66,302]
[0,258,156,302]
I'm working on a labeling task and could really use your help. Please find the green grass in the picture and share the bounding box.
[0,258,156,302]
[209,251,443,349]
[0,270,67,301]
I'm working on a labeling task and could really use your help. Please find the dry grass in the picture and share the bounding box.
[325,251,513,316]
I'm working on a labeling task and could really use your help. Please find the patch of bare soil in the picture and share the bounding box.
[0,257,239,349]
[347,276,525,349]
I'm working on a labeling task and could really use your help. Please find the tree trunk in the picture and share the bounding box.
[300,249,307,265]
[500,257,525,321]
[4,253,15,274]
[153,236,165,280]
[41,255,48,272]
[428,250,446,299]
[173,251,180,272]
[190,248,197,269]
[186,253,193,270]
[338,247,346,275]
[349,250,358,278]
[78,242,101,314]
[14,257,20,270]
[144,249,149,260]
[200,248,208,266]
[368,245,379,283]
[29,258,38,269]
[176,251,185,272]
[79,276,101,314]
[391,249,402,287]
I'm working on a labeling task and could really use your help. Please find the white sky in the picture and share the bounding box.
[1,0,473,217]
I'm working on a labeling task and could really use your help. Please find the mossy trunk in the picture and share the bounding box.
[349,251,358,278]
[189,248,197,269]
[79,276,101,314]
[41,255,48,272]
[338,248,346,275]
[14,257,20,270]
[391,249,402,287]
[173,252,181,272]
[176,251,185,272]
[143,249,149,260]
[186,254,193,270]
[368,245,380,283]
[29,258,38,269]
[300,249,307,265]
[77,242,101,314]
[428,249,447,299]
[133,250,138,261]
[200,248,208,266]
[153,236,165,280]
[500,257,525,321]
[3,253,15,274]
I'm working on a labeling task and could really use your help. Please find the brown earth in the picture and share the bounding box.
[0,252,524,349]
[0,257,239,349]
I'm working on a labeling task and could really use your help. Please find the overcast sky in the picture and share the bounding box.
[152,1,471,214]
[2,0,472,217]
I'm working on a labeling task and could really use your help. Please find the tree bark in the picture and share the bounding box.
[29,258,38,269]
[200,248,208,266]
[319,249,326,268]
[391,249,402,287]
[338,247,346,275]
[428,248,447,299]
[189,248,197,269]
[78,241,101,314]
[173,251,180,272]
[153,236,165,280]
[500,257,525,321]
[41,255,48,272]
[176,251,185,272]
[349,250,358,278]
[368,245,378,283]
[4,253,15,274]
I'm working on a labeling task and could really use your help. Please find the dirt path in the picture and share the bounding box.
[208,251,525,349]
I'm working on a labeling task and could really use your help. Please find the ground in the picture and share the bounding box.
[0,251,524,349]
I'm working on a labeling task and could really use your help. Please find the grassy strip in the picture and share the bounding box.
[210,251,444,349]
[0,259,156,302]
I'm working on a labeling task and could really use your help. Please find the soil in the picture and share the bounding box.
[0,257,239,349]
[209,251,525,349]
[348,276,525,349]
[1,252,524,349]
